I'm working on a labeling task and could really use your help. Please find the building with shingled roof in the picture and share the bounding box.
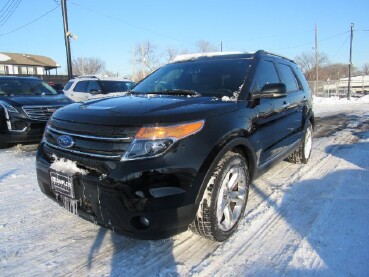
[0,52,60,75]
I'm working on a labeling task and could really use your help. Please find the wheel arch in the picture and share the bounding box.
[193,134,257,207]
[305,109,315,130]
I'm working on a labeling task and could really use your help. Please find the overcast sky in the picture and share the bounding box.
[1,0,368,76]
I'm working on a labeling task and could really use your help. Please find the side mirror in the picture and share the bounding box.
[253,83,287,99]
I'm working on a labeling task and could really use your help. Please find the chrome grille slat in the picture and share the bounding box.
[47,126,132,142]
[50,118,140,138]
[23,105,63,121]
[45,141,121,159]
[45,120,138,160]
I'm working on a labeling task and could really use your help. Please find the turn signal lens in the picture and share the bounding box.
[136,120,205,140]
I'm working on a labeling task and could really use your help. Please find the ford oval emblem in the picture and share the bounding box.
[57,135,74,148]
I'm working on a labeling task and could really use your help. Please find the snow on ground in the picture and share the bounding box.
[1,97,369,276]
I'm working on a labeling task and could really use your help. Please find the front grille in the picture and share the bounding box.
[44,118,139,161]
[23,105,64,121]
[43,145,109,174]
[49,118,139,138]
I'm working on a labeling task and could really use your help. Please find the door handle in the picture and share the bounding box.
[282,102,290,109]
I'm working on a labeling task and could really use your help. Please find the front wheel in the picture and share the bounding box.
[287,122,313,164]
[190,151,250,241]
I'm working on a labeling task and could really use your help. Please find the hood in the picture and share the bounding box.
[52,94,238,126]
[0,94,72,107]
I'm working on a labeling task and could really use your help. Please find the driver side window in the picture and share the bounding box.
[252,60,280,93]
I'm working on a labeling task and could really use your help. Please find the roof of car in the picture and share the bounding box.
[170,50,295,64]
[0,76,42,81]
[73,75,134,82]
[170,52,253,63]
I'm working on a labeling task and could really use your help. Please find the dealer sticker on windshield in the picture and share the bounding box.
[50,170,75,199]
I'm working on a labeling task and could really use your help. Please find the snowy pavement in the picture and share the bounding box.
[1,97,369,276]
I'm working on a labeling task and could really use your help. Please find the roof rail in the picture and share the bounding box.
[255,50,295,63]
[77,75,99,79]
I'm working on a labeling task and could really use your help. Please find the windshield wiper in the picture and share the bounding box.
[150,89,201,96]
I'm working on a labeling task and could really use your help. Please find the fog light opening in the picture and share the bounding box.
[130,216,150,230]
[140,216,150,227]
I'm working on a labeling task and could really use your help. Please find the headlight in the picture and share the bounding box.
[0,101,19,114]
[123,120,205,161]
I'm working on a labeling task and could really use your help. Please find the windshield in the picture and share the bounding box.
[132,59,252,98]
[0,78,58,96]
[100,81,136,93]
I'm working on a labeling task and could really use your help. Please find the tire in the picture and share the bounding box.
[190,151,250,241]
[287,122,313,164]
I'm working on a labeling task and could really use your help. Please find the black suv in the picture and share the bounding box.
[0,76,72,148]
[36,51,314,241]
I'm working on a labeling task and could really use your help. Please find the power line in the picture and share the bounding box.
[269,41,315,51]
[318,30,349,42]
[269,30,349,51]
[226,29,315,44]
[0,6,58,36]
[0,0,19,19]
[0,0,21,27]
[0,0,13,16]
[69,2,195,47]
[331,34,351,59]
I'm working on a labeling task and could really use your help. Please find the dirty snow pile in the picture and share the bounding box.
[1,97,369,276]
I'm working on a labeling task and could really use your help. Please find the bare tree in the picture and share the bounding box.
[295,51,329,81]
[164,47,179,63]
[319,63,356,80]
[103,70,118,77]
[363,64,369,75]
[72,57,105,76]
[135,41,161,79]
[197,40,218,53]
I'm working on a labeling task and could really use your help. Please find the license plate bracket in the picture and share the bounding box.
[50,170,75,199]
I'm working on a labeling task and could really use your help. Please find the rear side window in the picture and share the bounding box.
[100,81,132,93]
[73,81,89,92]
[278,63,299,92]
[252,60,280,93]
[87,81,102,93]
[293,65,309,91]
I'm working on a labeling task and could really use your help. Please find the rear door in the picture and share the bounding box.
[70,80,90,102]
[276,61,306,137]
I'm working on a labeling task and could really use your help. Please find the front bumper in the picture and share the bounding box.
[0,121,46,144]
[0,109,46,144]
[36,144,202,239]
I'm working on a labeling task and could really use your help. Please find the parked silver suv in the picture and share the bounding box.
[63,76,136,102]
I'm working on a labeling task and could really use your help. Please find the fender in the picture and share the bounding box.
[304,110,315,130]
[192,135,257,208]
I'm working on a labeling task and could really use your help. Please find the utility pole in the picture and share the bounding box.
[347,23,354,100]
[61,0,73,80]
[220,41,223,52]
[314,24,319,95]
